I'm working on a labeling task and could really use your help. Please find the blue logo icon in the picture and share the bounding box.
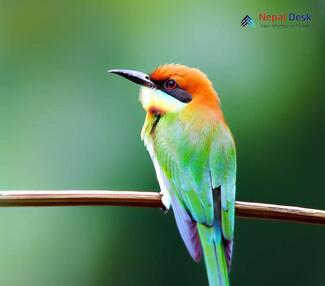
[241,15,255,27]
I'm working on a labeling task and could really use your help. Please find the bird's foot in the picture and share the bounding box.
[160,191,171,213]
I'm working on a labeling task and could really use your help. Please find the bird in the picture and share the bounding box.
[108,64,236,286]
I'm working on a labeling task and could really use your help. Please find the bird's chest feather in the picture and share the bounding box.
[142,112,214,189]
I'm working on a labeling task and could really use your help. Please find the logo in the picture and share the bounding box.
[240,12,312,29]
[241,15,255,27]
[259,12,312,23]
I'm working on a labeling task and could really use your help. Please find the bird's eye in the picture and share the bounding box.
[165,79,178,90]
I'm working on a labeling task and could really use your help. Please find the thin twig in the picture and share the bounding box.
[0,190,324,225]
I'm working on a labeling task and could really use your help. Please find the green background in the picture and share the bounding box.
[0,1,324,285]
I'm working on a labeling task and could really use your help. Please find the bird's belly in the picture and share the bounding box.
[143,135,172,210]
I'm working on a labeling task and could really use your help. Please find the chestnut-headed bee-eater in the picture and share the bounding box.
[109,64,236,286]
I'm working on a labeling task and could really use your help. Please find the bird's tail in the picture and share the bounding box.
[197,223,229,286]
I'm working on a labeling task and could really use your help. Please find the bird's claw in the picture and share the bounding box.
[160,191,170,214]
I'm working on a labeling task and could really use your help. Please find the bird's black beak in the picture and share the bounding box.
[108,69,157,89]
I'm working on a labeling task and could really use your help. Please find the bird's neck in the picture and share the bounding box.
[141,102,224,145]
[180,101,224,129]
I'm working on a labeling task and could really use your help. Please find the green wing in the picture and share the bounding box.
[209,123,236,241]
[153,113,237,230]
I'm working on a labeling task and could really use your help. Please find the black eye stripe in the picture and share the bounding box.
[151,79,192,104]
[165,88,192,103]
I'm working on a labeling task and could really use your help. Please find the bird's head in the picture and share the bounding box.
[109,64,221,116]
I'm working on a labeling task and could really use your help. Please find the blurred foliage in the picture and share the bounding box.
[0,0,324,285]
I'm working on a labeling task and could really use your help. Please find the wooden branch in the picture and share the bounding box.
[0,191,162,208]
[0,190,324,225]
[235,201,325,225]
